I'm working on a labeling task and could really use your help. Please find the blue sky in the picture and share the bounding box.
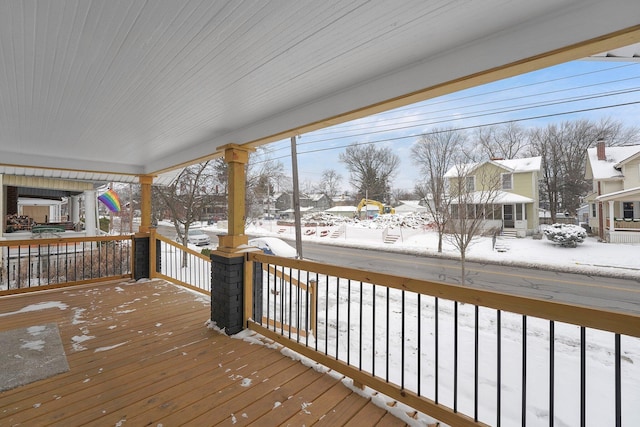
[257,58,640,194]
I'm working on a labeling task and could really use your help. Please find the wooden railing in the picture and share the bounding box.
[611,218,640,230]
[149,229,211,294]
[0,235,132,295]
[245,251,640,427]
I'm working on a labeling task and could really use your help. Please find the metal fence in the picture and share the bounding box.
[247,252,640,427]
[0,235,131,292]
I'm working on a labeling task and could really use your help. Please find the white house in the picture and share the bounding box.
[584,142,640,243]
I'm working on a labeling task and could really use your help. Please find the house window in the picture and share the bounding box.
[501,173,512,190]
[466,176,475,192]
[623,202,634,219]
[516,204,523,220]
[592,203,597,217]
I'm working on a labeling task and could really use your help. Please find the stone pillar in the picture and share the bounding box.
[138,175,154,234]
[210,252,245,334]
[133,233,161,280]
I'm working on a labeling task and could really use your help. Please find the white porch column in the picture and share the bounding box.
[608,200,615,231]
[70,195,80,224]
[84,190,98,237]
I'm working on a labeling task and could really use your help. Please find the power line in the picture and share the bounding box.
[254,99,640,165]
[296,88,640,147]
[307,62,640,136]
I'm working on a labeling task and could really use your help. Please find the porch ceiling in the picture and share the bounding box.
[0,1,639,180]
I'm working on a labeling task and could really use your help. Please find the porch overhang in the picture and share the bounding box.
[596,186,640,202]
[449,191,534,205]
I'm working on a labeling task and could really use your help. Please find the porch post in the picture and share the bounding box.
[609,200,615,232]
[211,144,256,335]
[70,195,80,224]
[138,175,154,234]
[217,144,254,252]
[84,189,97,236]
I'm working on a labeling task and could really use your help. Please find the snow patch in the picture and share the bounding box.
[95,342,129,352]
[21,340,45,351]
[0,301,68,317]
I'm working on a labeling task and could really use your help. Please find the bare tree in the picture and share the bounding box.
[339,143,400,203]
[530,118,638,221]
[391,188,417,205]
[154,161,218,265]
[246,147,286,219]
[445,161,502,284]
[411,128,467,252]
[475,122,529,159]
[319,169,342,198]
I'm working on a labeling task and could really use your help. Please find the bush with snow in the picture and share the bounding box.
[543,223,587,247]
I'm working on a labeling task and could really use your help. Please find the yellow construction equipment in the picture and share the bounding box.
[356,199,395,217]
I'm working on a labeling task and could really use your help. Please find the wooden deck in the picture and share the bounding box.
[0,279,410,426]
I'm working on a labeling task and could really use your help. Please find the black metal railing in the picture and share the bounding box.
[0,235,131,291]
[247,253,640,427]
[152,232,211,294]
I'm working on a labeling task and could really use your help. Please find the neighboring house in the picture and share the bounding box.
[303,193,333,212]
[331,193,355,207]
[443,156,541,237]
[584,141,640,243]
[325,205,358,218]
[394,200,428,214]
[274,192,333,217]
[273,192,291,213]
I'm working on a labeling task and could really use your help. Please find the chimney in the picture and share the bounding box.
[596,139,606,161]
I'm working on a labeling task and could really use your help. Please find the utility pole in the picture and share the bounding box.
[290,136,303,259]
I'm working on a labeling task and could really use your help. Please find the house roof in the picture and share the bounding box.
[450,191,534,204]
[395,201,428,212]
[596,186,640,202]
[0,1,638,182]
[444,156,542,177]
[326,206,358,213]
[585,145,640,180]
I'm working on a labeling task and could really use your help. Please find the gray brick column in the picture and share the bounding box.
[210,253,245,334]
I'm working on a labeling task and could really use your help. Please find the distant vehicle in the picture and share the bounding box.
[248,237,297,258]
[176,229,211,246]
[356,198,395,217]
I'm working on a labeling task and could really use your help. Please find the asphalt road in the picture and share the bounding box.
[298,240,640,316]
[156,225,640,315]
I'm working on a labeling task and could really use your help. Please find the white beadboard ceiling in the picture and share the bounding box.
[0,0,639,183]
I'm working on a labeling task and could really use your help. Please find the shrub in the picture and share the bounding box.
[543,223,587,248]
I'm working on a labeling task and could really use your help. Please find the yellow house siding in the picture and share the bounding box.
[622,159,640,189]
[601,180,624,195]
[473,163,504,192]
[512,172,535,198]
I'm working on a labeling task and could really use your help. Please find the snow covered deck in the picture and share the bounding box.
[0,279,407,426]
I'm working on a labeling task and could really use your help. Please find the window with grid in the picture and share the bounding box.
[466,176,475,192]
[501,173,512,190]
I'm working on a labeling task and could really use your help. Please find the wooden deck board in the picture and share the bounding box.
[0,279,408,426]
